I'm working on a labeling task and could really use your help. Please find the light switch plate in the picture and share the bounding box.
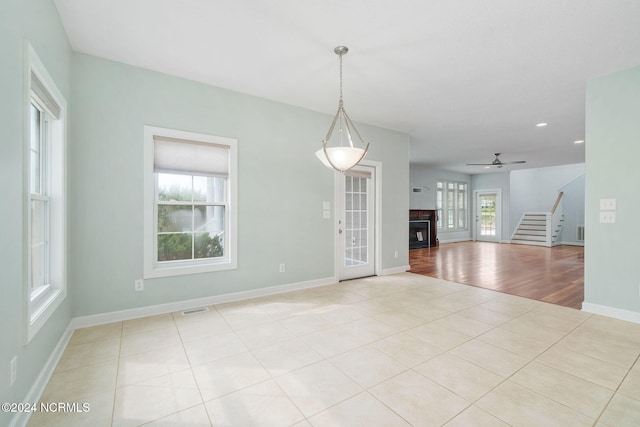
[599,199,617,210]
[599,211,616,223]
[323,210,331,219]
[323,201,331,210]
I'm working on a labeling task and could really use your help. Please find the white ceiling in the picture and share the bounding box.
[54,0,640,174]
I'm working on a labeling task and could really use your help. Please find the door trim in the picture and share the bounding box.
[473,189,502,242]
[334,160,382,281]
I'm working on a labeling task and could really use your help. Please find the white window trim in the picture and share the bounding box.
[436,179,469,233]
[143,126,238,279]
[23,42,67,343]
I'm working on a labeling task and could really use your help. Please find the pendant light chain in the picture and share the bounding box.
[339,52,344,106]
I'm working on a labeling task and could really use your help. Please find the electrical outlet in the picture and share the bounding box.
[10,356,16,386]
[394,250,399,258]
[134,279,144,291]
[279,263,285,273]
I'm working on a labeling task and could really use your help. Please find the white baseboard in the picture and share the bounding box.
[558,241,584,247]
[437,238,472,244]
[582,302,640,324]
[72,276,337,329]
[380,265,410,276]
[10,323,74,427]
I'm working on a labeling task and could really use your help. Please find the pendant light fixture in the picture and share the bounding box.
[316,46,369,173]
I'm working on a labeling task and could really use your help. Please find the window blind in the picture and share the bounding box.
[344,169,372,179]
[154,135,229,177]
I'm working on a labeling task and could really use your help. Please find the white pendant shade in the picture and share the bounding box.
[316,147,365,172]
[316,46,369,173]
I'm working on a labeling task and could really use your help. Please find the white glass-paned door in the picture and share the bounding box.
[475,190,501,242]
[339,166,375,280]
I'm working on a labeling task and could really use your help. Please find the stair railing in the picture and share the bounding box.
[549,192,564,245]
[510,192,564,246]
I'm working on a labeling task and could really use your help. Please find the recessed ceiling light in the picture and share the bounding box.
[536,122,548,127]
[484,166,490,169]
[574,140,584,144]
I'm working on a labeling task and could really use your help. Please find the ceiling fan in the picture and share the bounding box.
[467,153,526,168]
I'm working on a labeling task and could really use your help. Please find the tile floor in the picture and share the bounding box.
[27,273,640,426]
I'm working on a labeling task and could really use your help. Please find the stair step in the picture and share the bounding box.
[511,239,549,247]
[516,230,546,236]
[513,234,546,241]
[521,220,547,225]
[519,225,546,231]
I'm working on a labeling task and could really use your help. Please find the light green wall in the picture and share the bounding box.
[471,172,511,242]
[0,0,73,423]
[509,164,585,238]
[70,53,410,316]
[0,1,408,418]
[585,65,640,314]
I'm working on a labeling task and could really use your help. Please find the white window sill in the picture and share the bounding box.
[144,258,237,279]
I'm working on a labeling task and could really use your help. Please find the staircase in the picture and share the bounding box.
[511,192,564,247]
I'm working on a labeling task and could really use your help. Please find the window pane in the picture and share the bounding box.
[30,104,41,194]
[345,212,353,229]
[458,209,466,228]
[194,232,224,259]
[158,173,192,201]
[158,233,192,261]
[193,176,225,203]
[30,155,40,194]
[30,104,40,150]
[345,248,353,266]
[31,243,46,292]
[31,199,46,245]
[353,193,360,210]
[195,206,225,233]
[352,247,360,264]
[447,190,454,209]
[158,205,192,232]
[345,193,352,210]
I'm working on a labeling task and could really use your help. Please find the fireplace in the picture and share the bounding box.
[409,220,430,248]
[409,209,438,248]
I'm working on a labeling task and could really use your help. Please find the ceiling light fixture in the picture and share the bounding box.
[316,46,369,173]
[536,122,548,127]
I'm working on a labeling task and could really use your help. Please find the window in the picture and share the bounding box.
[25,44,67,342]
[143,126,238,278]
[436,180,468,231]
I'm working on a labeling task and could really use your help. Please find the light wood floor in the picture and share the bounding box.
[409,241,584,309]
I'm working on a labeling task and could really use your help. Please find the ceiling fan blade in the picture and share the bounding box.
[501,160,527,164]
[466,163,492,166]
